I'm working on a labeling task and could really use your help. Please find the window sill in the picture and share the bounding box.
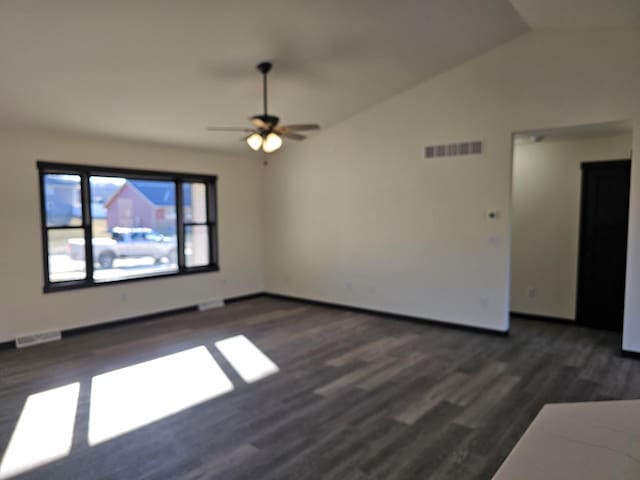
[43,265,220,293]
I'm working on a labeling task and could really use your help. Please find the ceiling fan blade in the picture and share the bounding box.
[204,63,318,146]
[280,123,320,131]
[282,131,307,141]
[206,126,254,132]
[250,117,269,130]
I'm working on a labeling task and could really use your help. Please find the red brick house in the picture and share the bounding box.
[104,180,182,235]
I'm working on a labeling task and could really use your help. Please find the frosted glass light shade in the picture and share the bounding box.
[246,133,263,151]
[262,133,283,153]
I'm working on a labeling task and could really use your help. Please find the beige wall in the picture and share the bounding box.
[0,129,264,343]
[3,29,640,352]
[511,134,632,320]
[264,30,640,344]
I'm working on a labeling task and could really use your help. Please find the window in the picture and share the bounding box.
[182,182,212,268]
[38,162,218,292]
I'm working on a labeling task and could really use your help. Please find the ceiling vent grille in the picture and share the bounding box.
[15,331,61,348]
[425,140,483,159]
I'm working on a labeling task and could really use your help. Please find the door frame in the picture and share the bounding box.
[575,158,631,329]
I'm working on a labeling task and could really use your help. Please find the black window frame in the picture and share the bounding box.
[37,161,219,293]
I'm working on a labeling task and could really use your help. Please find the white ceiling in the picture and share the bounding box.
[0,0,527,152]
[0,1,637,154]
[509,0,640,29]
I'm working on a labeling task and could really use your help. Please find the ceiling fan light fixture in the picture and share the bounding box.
[262,132,283,153]
[246,132,263,151]
[206,61,319,151]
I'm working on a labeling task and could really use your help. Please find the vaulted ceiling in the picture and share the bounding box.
[0,1,636,153]
[509,0,640,29]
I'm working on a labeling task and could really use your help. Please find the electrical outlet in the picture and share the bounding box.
[527,287,537,299]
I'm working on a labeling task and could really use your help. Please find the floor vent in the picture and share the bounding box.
[425,140,483,158]
[15,331,62,348]
[198,299,224,311]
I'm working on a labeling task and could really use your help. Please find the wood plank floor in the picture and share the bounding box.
[0,296,638,479]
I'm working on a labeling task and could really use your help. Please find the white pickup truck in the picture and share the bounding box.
[67,227,177,269]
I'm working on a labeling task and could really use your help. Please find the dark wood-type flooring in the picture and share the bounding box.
[1,296,639,479]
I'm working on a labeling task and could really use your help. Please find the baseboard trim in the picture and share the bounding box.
[265,292,509,336]
[1,291,509,350]
[0,293,262,349]
[63,292,269,338]
[621,349,640,359]
[510,311,575,324]
[510,311,627,333]
[63,305,198,338]
[224,292,266,304]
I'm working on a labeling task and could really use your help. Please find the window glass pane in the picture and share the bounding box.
[48,228,86,282]
[43,174,82,227]
[90,176,178,282]
[185,225,209,267]
[183,183,207,223]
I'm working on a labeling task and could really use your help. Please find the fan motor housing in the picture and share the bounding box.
[253,114,280,128]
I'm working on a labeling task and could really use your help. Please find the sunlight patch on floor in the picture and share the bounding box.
[215,335,280,383]
[0,383,80,479]
[88,346,233,446]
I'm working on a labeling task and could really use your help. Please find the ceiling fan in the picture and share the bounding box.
[206,61,320,153]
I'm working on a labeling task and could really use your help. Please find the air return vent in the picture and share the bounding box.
[15,331,61,348]
[198,298,224,311]
[425,140,483,158]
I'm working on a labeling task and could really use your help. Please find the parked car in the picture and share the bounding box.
[67,227,177,268]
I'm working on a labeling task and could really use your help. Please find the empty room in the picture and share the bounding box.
[1,1,639,479]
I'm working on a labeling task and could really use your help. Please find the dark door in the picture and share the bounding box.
[576,160,631,330]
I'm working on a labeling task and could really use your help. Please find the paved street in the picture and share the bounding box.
[49,254,178,283]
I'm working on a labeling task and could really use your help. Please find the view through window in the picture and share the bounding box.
[39,163,217,291]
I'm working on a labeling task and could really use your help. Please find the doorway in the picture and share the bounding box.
[576,160,631,330]
[510,121,633,329]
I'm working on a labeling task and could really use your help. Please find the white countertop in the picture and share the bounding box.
[493,400,640,479]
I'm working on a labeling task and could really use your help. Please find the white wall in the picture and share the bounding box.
[264,30,640,342]
[0,129,264,343]
[511,134,632,320]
